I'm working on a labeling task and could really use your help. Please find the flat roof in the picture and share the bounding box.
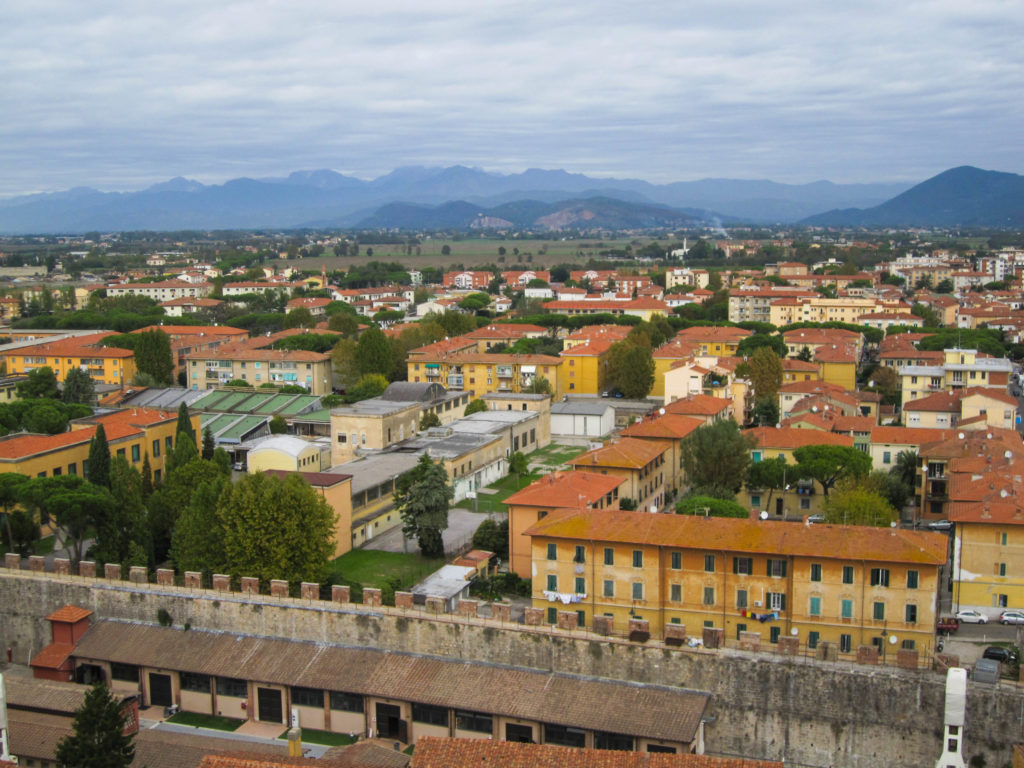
[551,401,613,416]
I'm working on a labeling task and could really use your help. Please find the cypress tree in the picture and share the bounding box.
[201,426,215,461]
[87,424,111,488]
[140,452,153,498]
[176,402,195,442]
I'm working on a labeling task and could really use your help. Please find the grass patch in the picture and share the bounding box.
[470,471,542,514]
[529,443,586,468]
[278,728,357,746]
[403,744,415,755]
[328,549,444,591]
[32,536,55,556]
[167,711,244,731]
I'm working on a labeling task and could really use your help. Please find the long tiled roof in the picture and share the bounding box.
[621,414,705,440]
[746,427,853,450]
[72,621,709,744]
[663,394,731,416]
[525,509,948,565]
[569,437,666,469]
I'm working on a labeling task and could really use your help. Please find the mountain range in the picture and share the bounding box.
[0,165,1019,234]
[0,166,911,234]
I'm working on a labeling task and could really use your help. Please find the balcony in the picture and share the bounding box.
[447,375,464,389]
[496,366,514,378]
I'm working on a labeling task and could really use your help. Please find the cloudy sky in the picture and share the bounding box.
[1,0,1022,196]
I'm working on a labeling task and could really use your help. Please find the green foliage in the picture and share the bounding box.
[284,306,316,329]
[0,399,89,437]
[15,294,165,333]
[149,456,224,562]
[17,366,59,399]
[202,426,215,460]
[87,424,111,488]
[464,398,488,416]
[752,398,779,427]
[224,379,250,388]
[269,414,288,434]
[133,328,174,385]
[420,310,478,338]
[395,455,453,558]
[605,339,655,399]
[780,321,882,345]
[676,494,747,518]
[792,444,872,496]
[91,456,149,568]
[680,420,755,498]
[916,328,1006,357]
[216,472,337,584]
[740,347,784,404]
[737,334,788,358]
[508,451,529,476]
[823,479,898,527]
[0,472,34,555]
[171,475,228,575]
[55,683,135,768]
[524,375,553,395]
[458,293,491,311]
[356,326,393,378]
[62,367,96,405]
[471,518,509,560]
[911,302,942,328]
[273,333,340,353]
[345,373,389,403]
[745,456,789,512]
[419,410,441,430]
[890,450,919,488]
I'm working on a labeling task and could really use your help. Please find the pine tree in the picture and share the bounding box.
[55,683,135,768]
[140,452,154,499]
[175,402,195,442]
[201,426,215,460]
[87,424,111,488]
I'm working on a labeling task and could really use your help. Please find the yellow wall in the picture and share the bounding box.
[531,536,939,652]
[3,351,136,386]
[954,522,1024,613]
[820,361,856,391]
[559,352,604,396]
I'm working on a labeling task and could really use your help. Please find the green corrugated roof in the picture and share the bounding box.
[195,391,234,410]
[219,415,270,441]
[279,395,321,415]
[201,413,238,435]
[211,392,252,411]
[290,408,331,423]
[255,394,299,414]
[236,393,276,413]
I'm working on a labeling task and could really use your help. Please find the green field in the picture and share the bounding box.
[328,549,444,591]
[167,711,245,731]
[528,442,587,469]
[472,470,543,514]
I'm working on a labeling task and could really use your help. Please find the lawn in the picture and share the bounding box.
[472,471,542,515]
[167,711,244,731]
[528,443,586,469]
[328,549,444,591]
[279,728,356,746]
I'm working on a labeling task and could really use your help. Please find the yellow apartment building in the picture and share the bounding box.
[560,325,631,351]
[619,412,705,496]
[504,470,625,577]
[558,340,612,396]
[408,352,561,399]
[461,324,548,352]
[0,408,200,484]
[672,326,751,357]
[898,348,1014,403]
[951,498,1024,616]
[768,296,903,326]
[814,345,858,391]
[0,331,137,387]
[781,329,863,360]
[526,509,947,654]
[781,359,820,384]
[185,348,334,395]
[651,338,699,399]
[568,438,669,513]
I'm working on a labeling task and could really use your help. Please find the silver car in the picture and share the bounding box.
[955,609,989,624]
[1000,610,1024,625]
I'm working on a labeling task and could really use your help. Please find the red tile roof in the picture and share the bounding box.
[663,394,732,416]
[47,605,92,623]
[504,471,624,508]
[30,643,75,670]
[746,426,854,450]
[621,414,705,440]
[525,509,948,565]
[569,437,667,470]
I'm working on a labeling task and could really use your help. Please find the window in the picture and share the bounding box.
[632,550,643,568]
[905,604,917,624]
[905,570,919,589]
[547,607,557,624]
[131,444,140,462]
[703,587,715,605]
[594,731,634,751]
[603,547,614,565]
[603,579,614,597]
[165,435,173,451]
[180,672,210,693]
[870,568,890,587]
[670,551,681,570]
[573,545,585,563]
[546,543,556,561]
[116,448,126,458]
[110,663,139,682]
[842,566,854,584]
[330,691,364,712]
[800,497,810,510]
[883,451,891,464]
[733,557,753,576]
[840,633,852,653]
[770,626,781,643]
[412,703,448,726]
[873,602,885,621]
[217,677,248,697]
[767,559,787,578]
[808,631,820,649]
[809,596,821,617]
[768,592,785,611]
[998,563,1007,577]
[810,563,822,582]
[704,554,715,573]
[751,494,761,507]
[67,463,76,475]
[902,639,916,650]
[841,599,853,619]
[1001,532,1008,546]
[455,710,493,734]
[545,724,587,748]
[546,574,557,591]
[736,589,748,609]
[291,687,323,708]
[670,584,682,602]
[632,582,644,600]
[574,577,585,594]
[152,439,160,458]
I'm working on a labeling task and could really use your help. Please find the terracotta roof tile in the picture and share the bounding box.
[746,427,854,450]
[504,471,624,508]
[47,605,92,623]
[621,414,705,440]
[663,394,732,416]
[569,438,666,470]
[30,643,75,670]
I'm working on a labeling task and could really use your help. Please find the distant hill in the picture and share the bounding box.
[802,166,1024,228]
[354,196,715,231]
[0,165,912,234]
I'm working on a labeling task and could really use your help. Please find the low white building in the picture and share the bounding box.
[550,400,615,440]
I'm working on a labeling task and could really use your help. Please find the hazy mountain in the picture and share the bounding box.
[0,165,915,233]
[353,196,717,231]
[802,166,1024,228]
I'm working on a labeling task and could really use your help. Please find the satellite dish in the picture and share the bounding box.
[1006,451,1013,459]
[987,433,994,439]
[890,522,897,528]
[1001,489,1009,498]
[759,511,769,520]
[790,627,799,636]
[659,408,666,415]
[888,634,899,645]
[958,432,965,440]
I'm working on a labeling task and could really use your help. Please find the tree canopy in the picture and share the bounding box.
[604,339,655,399]
[823,479,899,527]
[675,494,747,518]
[395,454,453,558]
[62,367,96,405]
[133,328,174,385]
[680,420,755,498]
[55,683,135,768]
[17,366,60,399]
[791,444,872,496]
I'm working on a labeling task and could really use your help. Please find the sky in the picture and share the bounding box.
[1,0,1022,197]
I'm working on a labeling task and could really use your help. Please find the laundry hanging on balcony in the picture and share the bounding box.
[739,609,780,623]
[543,591,586,605]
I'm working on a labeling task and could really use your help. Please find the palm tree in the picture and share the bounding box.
[891,450,919,490]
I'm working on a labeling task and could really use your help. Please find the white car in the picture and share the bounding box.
[1000,610,1024,625]
[955,609,989,624]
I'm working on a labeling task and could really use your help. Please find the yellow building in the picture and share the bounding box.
[768,296,903,326]
[781,359,820,384]
[814,344,858,391]
[247,435,331,473]
[0,331,137,387]
[408,352,561,399]
[526,509,946,654]
[185,347,334,395]
[568,438,668,513]
[0,407,199,483]
[651,338,699,399]
[619,412,704,495]
[558,340,612,396]
[673,326,751,357]
[899,348,1014,403]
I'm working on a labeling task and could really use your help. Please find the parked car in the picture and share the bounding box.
[936,617,960,634]
[955,609,989,624]
[232,462,245,471]
[927,520,953,531]
[1000,610,1024,625]
[982,646,1018,664]
[806,514,825,523]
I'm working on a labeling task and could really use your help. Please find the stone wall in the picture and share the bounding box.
[0,568,1020,768]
